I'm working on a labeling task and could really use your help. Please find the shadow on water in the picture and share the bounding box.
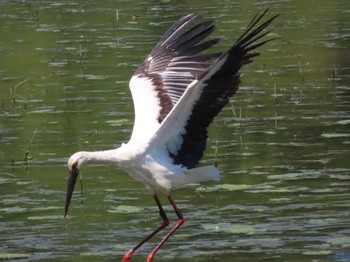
[1,1,350,261]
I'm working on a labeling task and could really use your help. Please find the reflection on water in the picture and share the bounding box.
[1,1,350,261]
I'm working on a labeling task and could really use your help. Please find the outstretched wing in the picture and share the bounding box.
[128,14,221,144]
[148,9,279,168]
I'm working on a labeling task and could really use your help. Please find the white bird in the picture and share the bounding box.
[64,9,278,262]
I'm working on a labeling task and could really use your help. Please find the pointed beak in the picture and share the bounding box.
[64,169,79,217]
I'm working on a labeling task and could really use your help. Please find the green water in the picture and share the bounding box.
[1,1,349,261]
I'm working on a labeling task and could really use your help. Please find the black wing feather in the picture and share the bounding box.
[134,14,222,123]
[171,10,279,168]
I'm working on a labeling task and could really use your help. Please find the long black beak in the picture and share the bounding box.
[64,170,79,217]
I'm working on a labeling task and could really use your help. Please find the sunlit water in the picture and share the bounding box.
[1,1,350,261]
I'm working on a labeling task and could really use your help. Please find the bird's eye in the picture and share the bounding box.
[72,162,78,171]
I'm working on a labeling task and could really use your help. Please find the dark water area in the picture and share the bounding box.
[1,1,349,261]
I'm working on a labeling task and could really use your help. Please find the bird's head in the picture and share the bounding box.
[64,152,88,217]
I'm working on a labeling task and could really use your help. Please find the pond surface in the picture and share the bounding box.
[1,1,350,261]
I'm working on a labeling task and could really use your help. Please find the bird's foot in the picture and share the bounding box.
[122,251,132,262]
[146,253,153,262]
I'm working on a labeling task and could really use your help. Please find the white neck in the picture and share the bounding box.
[85,149,121,164]
[70,146,132,170]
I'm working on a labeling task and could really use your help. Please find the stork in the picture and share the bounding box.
[64,9,278,262]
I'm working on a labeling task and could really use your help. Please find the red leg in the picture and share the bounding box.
[147,195,185,262]
[122,194,169,262]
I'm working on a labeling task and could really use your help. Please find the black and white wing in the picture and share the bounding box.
[128,14,221,144]
[148,9,279,168]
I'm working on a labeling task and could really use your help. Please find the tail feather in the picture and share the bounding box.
[184,166,221,183]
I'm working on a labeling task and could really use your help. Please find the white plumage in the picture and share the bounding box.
[64,10,278,262]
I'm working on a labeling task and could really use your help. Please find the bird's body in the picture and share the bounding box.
[68,145,219,193]
[64,10,278,262]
